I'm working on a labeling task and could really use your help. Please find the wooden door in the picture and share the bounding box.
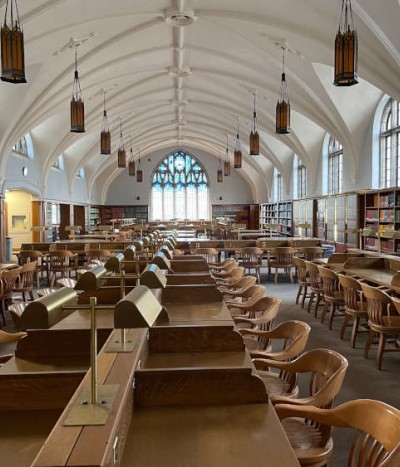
[59,204,70,240]
[73,205,85,233]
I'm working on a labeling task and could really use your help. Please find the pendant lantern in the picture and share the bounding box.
[276,48,291,134]
[70,47,85,133]
[234,118,242,169]
[100,91,111,154]
[1,0,26,83]
[128,145,135,176]
[136,154,143,182]
[334,0,358,86]
[217,152,223,183]
[224,135,231,176]
[117,120,126,168]
[249,92,259,155]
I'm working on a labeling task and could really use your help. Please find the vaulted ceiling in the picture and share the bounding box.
[0,0,399,200]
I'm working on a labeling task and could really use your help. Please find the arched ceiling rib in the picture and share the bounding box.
[0,0,398,199]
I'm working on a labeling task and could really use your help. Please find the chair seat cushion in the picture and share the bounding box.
[281,417,333,465]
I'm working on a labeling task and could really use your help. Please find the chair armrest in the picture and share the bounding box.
[252,358,291,371]
[233,316,253,324]
[274,403,326,421]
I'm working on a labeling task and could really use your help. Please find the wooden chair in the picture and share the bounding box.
[18,249,48,287]
[253,348,348,407]
[361,284,400,370]
[214,267,245,286]
[212,261,237,278]
[237,247,264,283]
[219,276,257,297]
[293,257,310,308]
[194,248,219,264]
[48,250,78,287]
[337,274,369,348]
[268,247,296,284]
[305,261,324,316]
[86,249,113,266]
[209,257,236,270]
[57,277,77,288]
[0,329,27,366]
[8,302,28,325]
[300,246,324,261]
[244,320,311,361]
[13,261,36,301]
[276,399,400,467]
[225,284,265,308]
[232,297,281,342]
[317,266,345,330]
[0,267,22,325]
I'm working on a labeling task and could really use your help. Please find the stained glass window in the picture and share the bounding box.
[151,151,209,220]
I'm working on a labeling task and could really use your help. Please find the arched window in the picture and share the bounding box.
[327,136,343,195]
[151,150,209,221]
[293,155,307,199]
[380,98,400,188]
[13,135,28,156]
[273,167,282,201]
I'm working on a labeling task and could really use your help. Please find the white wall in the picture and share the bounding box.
[104,147,254,206]
[5,190,35,249]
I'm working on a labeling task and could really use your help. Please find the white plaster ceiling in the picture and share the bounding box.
[0,0,399,200]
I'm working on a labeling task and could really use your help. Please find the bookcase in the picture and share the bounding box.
[292,198,315,237]
[359,189,400,253]
[259,201,293,236]
[89,205,149,230]
[212,204,251,227]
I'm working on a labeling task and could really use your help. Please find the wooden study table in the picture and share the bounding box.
[29,272,299,466]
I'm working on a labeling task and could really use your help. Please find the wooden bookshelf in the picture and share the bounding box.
[259,201,293,236]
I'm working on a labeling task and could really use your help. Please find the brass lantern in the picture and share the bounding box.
[117,120,126,168]
[70,47,85,133]
[234,119,242,169]
[128,147,135,176]
[100,91,111,154]
[334,0,358,86]
[217,152,223,183]
[249,92,259,155]
[224,135,231,176]
[1,0,26,83]
[276,48,291,134]
[136,155,143,182]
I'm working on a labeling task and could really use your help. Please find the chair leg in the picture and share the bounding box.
[295,285,302,304]
[321,302,330,323]
[314,294,322,317]
[364,330,375,359]
[350,316,360,348]
[29,290,34,301]
[340,314,351,340]
[308,292,315,313]
[377,333,386,370]
[274,268,278,285]
[328,304,336,330]
[288,268,293,284]
[0,299,6,326]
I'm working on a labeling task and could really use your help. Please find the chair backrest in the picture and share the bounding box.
[87,249,113,263]
[18,261,37,288]
[194,248,219,263]
[361,283,396,326]
[337,273,363,311]
[223,267,245,283]
[0,267,22,296]
[301,246,324,261]
[283,348,348,408]
[239,284,265,302]
[317,265,341,298]
[242,296,281,334]
[49,250,75,270]
[305,261,322,289]
[271,247,296,265]
[276,399,400,467]
[19,249,44,265]
[266,320,311,361]
[293,257,307,283]
[229,276,257,291]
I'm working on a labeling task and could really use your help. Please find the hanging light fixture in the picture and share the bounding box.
[100,91,111,154]
[276,47,291,134]
[70,46,85,133]
[234,118,242,169]
[136,152,143,182]
[249,91,259,155]
[128,139,135,177]
[117,119,126,168]
[217,152,223,183]
[224,135,231,176]
[334,0,358,86]
[1,0,26,83]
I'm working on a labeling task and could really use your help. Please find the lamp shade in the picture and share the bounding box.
[276,73,291,134]
[70,48,85,133]
[334,0,358,86]
[117,148,126,168]
[234,149,242,169]
[136,169,143,182]
[217,168,223,183]
[100,93,111,154]
[128,160,136,176]
[1,0,26,84]
[250,93,259,155]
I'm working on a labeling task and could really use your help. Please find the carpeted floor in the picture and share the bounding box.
[1,272,399,466]
[262,273,400,466]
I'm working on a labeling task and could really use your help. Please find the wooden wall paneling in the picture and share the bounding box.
[59,204,70,240]
[73,205,86,233]
[31,201,43,242]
